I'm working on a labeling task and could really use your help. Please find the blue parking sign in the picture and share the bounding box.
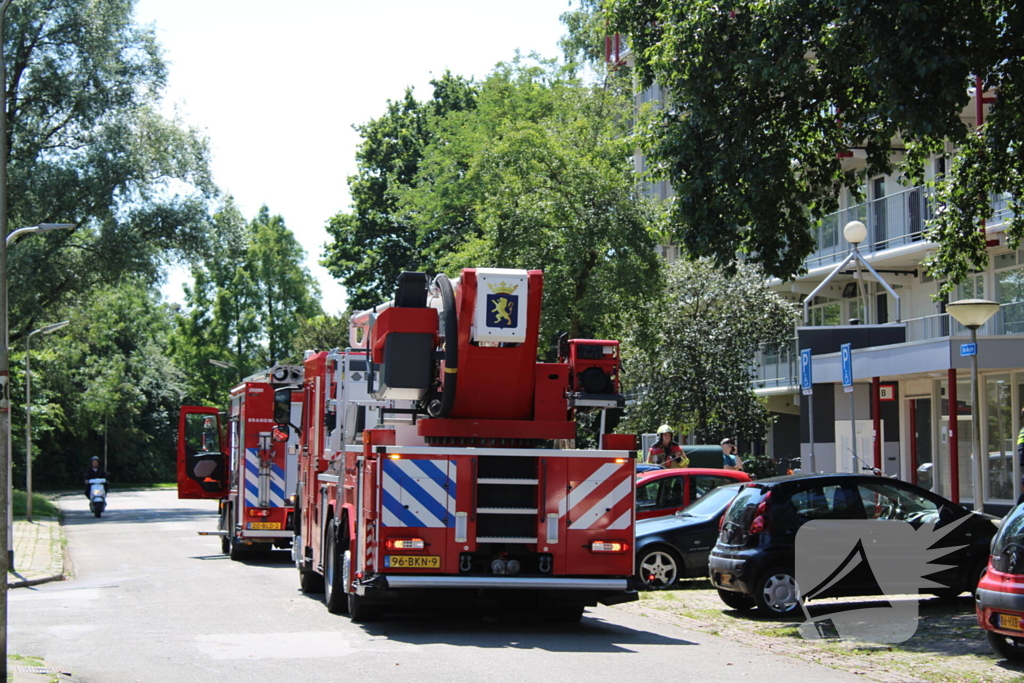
[841,343,853,387]
[800,349,813,395]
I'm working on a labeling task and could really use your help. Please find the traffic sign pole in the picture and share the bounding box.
[801,349,815,473]
[842,343,856,472]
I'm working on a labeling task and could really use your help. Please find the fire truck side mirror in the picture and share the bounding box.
[273,388,292,425]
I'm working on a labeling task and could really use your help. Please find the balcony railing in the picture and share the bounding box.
[751,301,1024,388]
[805,186,1015,271]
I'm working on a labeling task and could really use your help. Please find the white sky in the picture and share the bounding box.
[134,0,572,315]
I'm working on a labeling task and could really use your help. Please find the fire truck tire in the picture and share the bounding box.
[299,566,324,593]
[229,533,248,561]
[347,589,380,623]
[324,522,349,614]
[545,605,585,623]
[219,507,230,555]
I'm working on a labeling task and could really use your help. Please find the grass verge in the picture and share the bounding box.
[12,490,59,518]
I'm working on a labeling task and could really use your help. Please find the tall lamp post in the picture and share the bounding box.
[946,298,1000,511]
[24,321,70,522]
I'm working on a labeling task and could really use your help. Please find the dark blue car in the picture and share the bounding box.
[635,483,745,590]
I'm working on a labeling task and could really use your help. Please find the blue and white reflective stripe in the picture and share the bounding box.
[244,448,286,508]
[381,459,456,528]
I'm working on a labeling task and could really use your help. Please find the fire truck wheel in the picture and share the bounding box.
[545,605,585,623]
[219,507,230,555]
[324,521,349,614]
[229,532,248,562]
[299,566,324,594]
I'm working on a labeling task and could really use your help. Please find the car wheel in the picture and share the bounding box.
[754,568,801,615]
[717,588,755,611]
[988,630,1024,662]
[636,547,682,590]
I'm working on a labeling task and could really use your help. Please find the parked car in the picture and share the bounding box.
[636,467,751,520]
[635,483,745,590]
[709,473,999,615]
[976,502,1024,661]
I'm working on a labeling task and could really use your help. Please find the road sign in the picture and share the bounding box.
[800,349,813,395]
[841,343,853,388]
[960,343,977,357]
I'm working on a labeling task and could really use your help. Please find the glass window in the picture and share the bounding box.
[789,485,861,520]
[857,481,940,524]
[987,374,1014,501]
[998,266,1024,335]
[661,476,684,508]
[692,475,738,500]
[957,274,985,300]
[990,507,1024,574]
[810,301,842,327]
[637,480,661,510]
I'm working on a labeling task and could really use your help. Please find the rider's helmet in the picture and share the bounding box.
[90,457,100,466]
[656,424,672,435]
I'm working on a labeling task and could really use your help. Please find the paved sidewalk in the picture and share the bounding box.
[8,516,66,588]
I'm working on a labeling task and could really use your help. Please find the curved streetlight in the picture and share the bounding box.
[6,223,76,246]
[24,321,70,522]
[946,299,1001,508]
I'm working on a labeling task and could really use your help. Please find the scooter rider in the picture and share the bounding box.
[83,457,108,498]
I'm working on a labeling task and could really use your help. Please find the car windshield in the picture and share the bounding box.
[678,483,742,518]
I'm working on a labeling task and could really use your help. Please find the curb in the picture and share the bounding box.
[8,573,65,589]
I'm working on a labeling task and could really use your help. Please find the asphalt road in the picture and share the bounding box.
[10,489,878,683]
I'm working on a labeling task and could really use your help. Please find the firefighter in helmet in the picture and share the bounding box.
[647,425,688,469]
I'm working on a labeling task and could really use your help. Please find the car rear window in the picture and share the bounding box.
[678,484,741,518]
[991,507,1024,574]
[718,485,766,546]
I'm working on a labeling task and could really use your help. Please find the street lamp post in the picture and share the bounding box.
[209,358,241,383]
[24,321,70,522]
[946,298,1000,511]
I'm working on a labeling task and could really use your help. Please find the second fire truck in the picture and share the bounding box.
[177,364,303,560]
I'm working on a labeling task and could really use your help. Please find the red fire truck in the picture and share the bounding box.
[177,364,303,560]
[289,268,638,621]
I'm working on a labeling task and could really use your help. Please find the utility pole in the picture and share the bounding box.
[0,1,16,677]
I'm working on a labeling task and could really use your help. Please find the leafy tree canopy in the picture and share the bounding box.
[622,258,798,443]
[321,71,479,311]
[171,203,321,405]
[404,57,665,346]
[5,0,215,340]
[16,280,187,487]
[605,0,1023,292]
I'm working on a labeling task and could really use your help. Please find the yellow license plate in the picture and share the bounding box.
[385,555,440,569]
[248,522,281,530]
[999,614,1022,631]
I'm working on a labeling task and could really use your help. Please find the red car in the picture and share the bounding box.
[976,503,1024,661]
[636,468,751,520]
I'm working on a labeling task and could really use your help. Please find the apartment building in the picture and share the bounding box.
[625,41,1024,512]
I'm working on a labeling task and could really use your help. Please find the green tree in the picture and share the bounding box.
[622,259,798,444]
[291,314,350,357]
[171,204,322,405]
[16,281,187,487]
[605,0,1023,291]
[321,71,478,310]
[405,59,665,346]
[5,0,215,341]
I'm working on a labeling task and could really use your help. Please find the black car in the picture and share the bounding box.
[709,473,1000,615]
[635,483,744,590]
